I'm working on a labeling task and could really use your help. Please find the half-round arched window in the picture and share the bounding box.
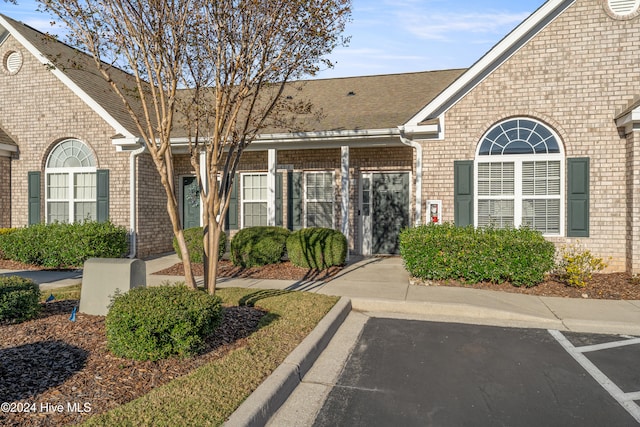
[478,118,561,156]
[45,139,97,223]
[475,118,563,235]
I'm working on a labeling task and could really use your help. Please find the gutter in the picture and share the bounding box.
[398,126,422,226]
[128,144,147,258]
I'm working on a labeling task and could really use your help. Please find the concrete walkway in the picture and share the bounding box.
[4,253,640,426]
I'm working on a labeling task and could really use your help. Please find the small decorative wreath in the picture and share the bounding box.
[186,184,200,208]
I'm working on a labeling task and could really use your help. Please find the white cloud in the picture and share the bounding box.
[402,11,532,41]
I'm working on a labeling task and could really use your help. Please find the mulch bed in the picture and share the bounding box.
[0,301,265,427]
[153,259,343,282]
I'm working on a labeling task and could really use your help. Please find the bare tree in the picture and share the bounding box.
[40,0,351,293]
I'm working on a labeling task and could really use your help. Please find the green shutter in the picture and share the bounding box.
[225,173,239,230]
[287,171,302,230]
[275,172,283,227]
[28,171,41,225]
[96,169,109,223]
[454,161,474,227]
[567,157,590,237]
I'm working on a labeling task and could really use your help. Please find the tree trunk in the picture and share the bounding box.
[203,218,221,295]
[174,228,197,289]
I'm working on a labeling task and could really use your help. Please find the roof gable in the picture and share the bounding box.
[403,0,576,131]
[0,14,138,142]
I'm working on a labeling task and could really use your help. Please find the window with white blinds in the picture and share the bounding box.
[476,119,563,235]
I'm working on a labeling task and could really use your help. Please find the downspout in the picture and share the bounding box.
[398,126,422,226]
[128,144,147,258]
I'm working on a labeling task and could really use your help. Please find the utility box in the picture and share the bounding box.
[80,258,146,316]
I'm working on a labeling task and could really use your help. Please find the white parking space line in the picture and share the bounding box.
[574,337,640,354]
[548,329,640,423]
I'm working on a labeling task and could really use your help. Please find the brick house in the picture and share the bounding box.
[1,0,640,273]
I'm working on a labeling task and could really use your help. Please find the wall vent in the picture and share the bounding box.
[608,0,640,15]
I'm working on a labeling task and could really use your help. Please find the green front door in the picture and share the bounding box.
[372,172,410,254]
[182,176,200,229]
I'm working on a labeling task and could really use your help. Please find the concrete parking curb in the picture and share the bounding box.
[224,296,352,427]
[351,297,566,330]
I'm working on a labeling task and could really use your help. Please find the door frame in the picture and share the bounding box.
[358,171,412,255]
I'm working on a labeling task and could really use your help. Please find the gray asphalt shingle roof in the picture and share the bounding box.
[3,14,466,139]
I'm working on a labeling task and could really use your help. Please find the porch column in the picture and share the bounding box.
[267,149,277,226]
[341,146,350,252]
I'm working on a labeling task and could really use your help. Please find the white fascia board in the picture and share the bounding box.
[616,108,640,135]
[0,16,136,141]
[404,0,575,127]
[168,128,404,151]
[0,143,18,156]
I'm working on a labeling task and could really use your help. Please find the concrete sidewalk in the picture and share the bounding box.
[148,254,640,336]
[4,253,640,335]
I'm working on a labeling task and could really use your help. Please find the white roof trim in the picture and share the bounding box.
[616,106,640,135]
[0,143,18,156]
[0,16,136,140]
[167,128,404,151]
[404,0,576,128]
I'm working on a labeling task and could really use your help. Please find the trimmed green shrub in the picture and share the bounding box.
[106,285,222,361]
[0,276,41,323]
[173,227,226,263]
[400,223,556,287]
[555,241,608,288]
[286,227,347,269]
[230,226,290,267]
[0,221,128,268]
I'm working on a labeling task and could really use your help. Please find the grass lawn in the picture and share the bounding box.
[38,285,338,426]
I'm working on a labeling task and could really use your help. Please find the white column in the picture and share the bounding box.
[341,146,350,250]
[267,149,277,226]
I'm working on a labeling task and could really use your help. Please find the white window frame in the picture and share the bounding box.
[45,139,97,223]
[304,171,335,229]
[474,119,564,236]
[240,172,268,229]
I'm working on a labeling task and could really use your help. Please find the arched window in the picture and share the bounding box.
[45,139,97,223]
[475,118,563,235]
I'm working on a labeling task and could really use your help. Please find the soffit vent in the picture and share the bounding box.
[608,0,640,15]
[3,50,23,75]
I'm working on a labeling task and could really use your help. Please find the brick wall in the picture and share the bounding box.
[0,156,10,228]
[136,153,174,258]
[419,0,640,272]
[626,130,640,273]
[0,35,131,233]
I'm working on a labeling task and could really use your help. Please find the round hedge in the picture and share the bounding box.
[0,276,41,323]
[106,285,222,361]
[230,226,290,267]
[286,228,347,269]
[173,227,226,263]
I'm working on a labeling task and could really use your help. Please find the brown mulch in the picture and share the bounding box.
[412,272,640,300]
[153,259,343,282]
[0,301,265,427]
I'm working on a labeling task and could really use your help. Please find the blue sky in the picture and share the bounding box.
[3,0,546,79]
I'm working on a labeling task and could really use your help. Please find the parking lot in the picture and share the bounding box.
[272,317,640,426]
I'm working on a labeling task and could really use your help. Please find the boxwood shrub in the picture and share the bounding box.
[106,285,222,361]
[0,276,41,323]
[230,226,290,267]
[173,227,226,263]
[0,221,128,268]
[400,223,556,287]
[286,227,347,269]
